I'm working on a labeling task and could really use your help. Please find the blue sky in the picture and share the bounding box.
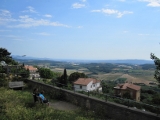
[0,0,160,60]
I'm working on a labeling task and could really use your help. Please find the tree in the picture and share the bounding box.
[0,47,18,65]
[58,68,68,87]
[150,53,160,87]
[123,91,131,99]
[62,69,68,85]
[38,68,54,79]
[68,72,87,83]
[101,80,109,93]
[152,93,160,105]
[18,68,30,78]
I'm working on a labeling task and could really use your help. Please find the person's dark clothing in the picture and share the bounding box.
[33,91,39,102]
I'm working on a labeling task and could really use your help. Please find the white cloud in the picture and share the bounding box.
[138,33,150,36]
[72,3,85,8]
[0,10,11,17]
[0,9,70,28]
[81,0,86,2]
[22,6,37,13]
[117,11,133,18]
[139,0,160,7]
[77,26,83,28]
[0,9,17,25]
[8,15,70,28]
[102,9,118,14]
[44,14,52,18]
[91,10,101,12]
[91,8,133,18]
[35,32,50,36]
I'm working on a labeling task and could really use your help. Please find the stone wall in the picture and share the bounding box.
[26,79,160,120]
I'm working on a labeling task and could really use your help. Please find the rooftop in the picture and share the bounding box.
[24,65,37,71]
[114,83,141,91]
[74,78,100,86]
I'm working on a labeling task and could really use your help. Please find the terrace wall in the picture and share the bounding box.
[26,79,160,120]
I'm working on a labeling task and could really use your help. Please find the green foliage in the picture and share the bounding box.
[0,47,18,65]
[123,91,131,99]
[0,87,99,120]
[66,83,73,90]
[101,80,108,93]
[152,93,160,104]
[58,68,68,87]
[0,48,29,79]
[18,68,30,78]
[101,80,115,94]
[38,68,54,79]
[82,63,115,74]
[150,53,160,87]
[140,64,155,70]
[68,72,87,83]
[140,85,160,105]
[115,78,127,84]
[0,74,7,87]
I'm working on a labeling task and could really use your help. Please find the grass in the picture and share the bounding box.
[0,87,101,120]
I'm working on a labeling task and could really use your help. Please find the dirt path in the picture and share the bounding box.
[49,101,79,111]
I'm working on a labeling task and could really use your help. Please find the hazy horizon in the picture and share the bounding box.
[12,55,154,65]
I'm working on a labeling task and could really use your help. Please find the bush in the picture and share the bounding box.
[0,87,97,120]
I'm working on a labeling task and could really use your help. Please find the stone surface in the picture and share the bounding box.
[50,101,79,111]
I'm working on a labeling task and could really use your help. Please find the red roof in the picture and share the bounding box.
[74,78,100,86]
[24,65,37,71]
[114,83,141,91]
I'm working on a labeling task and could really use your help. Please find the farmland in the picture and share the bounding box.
[19,59,157,86]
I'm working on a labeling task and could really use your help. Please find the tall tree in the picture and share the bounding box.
[59,68,68,87]
[150,53,160,87]
[63,68,67,85]
[0,47,17,65]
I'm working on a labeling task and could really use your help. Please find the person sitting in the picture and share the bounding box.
[39,91,49,106]
[33,88,39,103]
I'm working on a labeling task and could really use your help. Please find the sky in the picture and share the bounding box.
[0,0,160,60]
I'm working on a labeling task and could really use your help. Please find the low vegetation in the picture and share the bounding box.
[0,87,99,120]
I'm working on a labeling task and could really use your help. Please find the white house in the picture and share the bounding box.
[73,78,102,91]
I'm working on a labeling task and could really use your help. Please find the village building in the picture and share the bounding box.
[73,78,102,92]
[24,65,40,79]
[114,83,141,102]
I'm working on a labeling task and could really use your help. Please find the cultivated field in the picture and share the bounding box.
[51,66,157,86]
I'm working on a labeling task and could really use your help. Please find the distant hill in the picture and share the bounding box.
[12,55,154,65]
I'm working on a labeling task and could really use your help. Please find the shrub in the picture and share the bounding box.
[0,87,97,120]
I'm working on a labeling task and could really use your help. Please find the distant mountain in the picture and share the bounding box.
[12,55,154,65]
[12,55,53,60]
[94,59,154,65]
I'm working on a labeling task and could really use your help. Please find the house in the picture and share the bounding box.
[24,65,40,79]
[114,83,141,102]
[73,78,102,92]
